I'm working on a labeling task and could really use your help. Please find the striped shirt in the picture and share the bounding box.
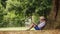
[38,22,46,29]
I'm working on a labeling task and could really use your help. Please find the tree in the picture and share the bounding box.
[44,0,60,29]
[0,0,52,27]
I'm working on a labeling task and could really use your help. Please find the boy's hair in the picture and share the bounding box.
[40,16,45,20]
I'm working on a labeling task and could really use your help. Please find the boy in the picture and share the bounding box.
[27,16,46,30]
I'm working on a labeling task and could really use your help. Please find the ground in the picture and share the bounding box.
[0,27,34,31]
[0,27,60,34]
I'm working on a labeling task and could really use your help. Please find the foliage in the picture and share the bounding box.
[0,0,52,27]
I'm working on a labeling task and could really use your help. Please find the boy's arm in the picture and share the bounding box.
[27,16,36,30]
[27,22,35,30]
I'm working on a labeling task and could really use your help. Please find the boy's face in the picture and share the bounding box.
[39,17,45,21]
[40,19,44,21]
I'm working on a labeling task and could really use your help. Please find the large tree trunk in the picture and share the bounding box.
[44,0,60,29]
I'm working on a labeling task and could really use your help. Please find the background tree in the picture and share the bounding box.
[0,0,52,27]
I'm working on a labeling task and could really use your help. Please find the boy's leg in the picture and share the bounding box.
[27,23,36,30]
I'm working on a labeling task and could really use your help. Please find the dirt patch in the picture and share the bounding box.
[0,30,60,34]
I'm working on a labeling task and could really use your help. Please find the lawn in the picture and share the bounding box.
[0,27,34,31]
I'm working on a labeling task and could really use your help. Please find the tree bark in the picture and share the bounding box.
[44,0,60,29]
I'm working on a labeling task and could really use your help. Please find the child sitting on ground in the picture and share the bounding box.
[27,16,46,30]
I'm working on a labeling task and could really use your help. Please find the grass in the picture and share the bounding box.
[0,27,35,31]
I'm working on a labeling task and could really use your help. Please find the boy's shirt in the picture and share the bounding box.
[37,21,46,29]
